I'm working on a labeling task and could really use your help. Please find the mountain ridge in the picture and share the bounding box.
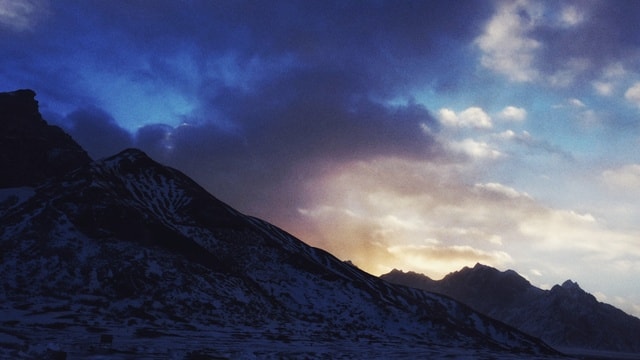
[381,263,640,353]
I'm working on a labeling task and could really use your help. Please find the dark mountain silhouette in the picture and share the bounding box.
[0,89,91,188]
[382,264,640,354]
[0,90,562,359]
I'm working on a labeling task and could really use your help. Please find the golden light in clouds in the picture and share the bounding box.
[292,155,640,296]
[294,156,524,277]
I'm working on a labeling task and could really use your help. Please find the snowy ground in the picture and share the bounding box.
[0,303,568,360]
[557,347,640,360]
[0,324,570,360]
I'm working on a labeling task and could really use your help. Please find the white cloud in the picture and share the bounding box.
[560,6,584,27]
[449,138,502,159]
[593,81,614,96]
[602,164,640,190]
[438,107,492,129]
[593,63,627,96]
[497,129,516,140]
[475,0,541,82]
[437,108,459,127]
[0,0,48,32]
[474,182,532,200]
[568,98,586,107]
[499,106,527,121]
[459,107,492,128]
[530,268,543,277]
[624,82,640,107]
[475,2,605,88]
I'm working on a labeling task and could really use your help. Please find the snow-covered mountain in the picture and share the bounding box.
[0,89,563,359]
[382,264,640,355]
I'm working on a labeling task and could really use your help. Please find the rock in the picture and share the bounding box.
[0,89,91,188]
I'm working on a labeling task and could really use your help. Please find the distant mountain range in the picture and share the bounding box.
[381,264,640,354]
[0,89,561,359]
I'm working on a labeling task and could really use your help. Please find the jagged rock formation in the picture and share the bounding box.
[0,89,91,188]
[382,264,640,353]
[0,90,562,358]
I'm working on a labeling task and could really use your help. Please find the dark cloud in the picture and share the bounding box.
[133,66,441,221]
[0,1,496,223]
[0,1,491,107]
[62,107,133,159]
[0,1,493,225]
[531,1,640,79]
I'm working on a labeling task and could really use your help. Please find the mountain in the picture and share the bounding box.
[0,89,91,188]
[382,264,640,354]
[0,90,562,359]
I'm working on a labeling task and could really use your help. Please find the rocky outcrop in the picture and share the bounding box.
[0,89,91,188]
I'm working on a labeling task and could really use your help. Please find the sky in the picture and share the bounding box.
[1,0,640,316]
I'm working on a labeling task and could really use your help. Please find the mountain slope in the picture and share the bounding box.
[0,150,560,359]
[382,264,640,353]
[0,90,562,358]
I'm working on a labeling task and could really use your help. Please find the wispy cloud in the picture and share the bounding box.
[0,0,48,32]
[499,106,527,122]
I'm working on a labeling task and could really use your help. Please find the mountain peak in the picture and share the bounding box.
[91,148,161,177]
[105,148,152,163]
[561,279,580,290]
[472,262,493,271]
[551,279,584,295]
[473,262,486,268]
[453,262,498,277]
[0,89,39,124]
[0,89,91,188]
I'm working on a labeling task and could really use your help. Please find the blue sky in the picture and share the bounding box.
[2,0,640,316]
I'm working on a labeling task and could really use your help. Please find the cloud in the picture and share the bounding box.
[568,98,586,108]
[473,182,532,200]
[477,1,640,90]
[559,5,585,27]
[496,129,573,160]
[386,244,513,278]
[1,0,498,236]
[530,268,543,277]
[591,64,628,96]
[60,106,133,159]
[475,0,541,82]
[0,0,49,32]
[624,82,640,107]
[499,106,527,122]
[593,81,614,96]
[291,155,640,308]
[438,107,492,129]
[294,158,530,274]
[449,138,502,160]
[126,68,442,221]
[602,164,640,190]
